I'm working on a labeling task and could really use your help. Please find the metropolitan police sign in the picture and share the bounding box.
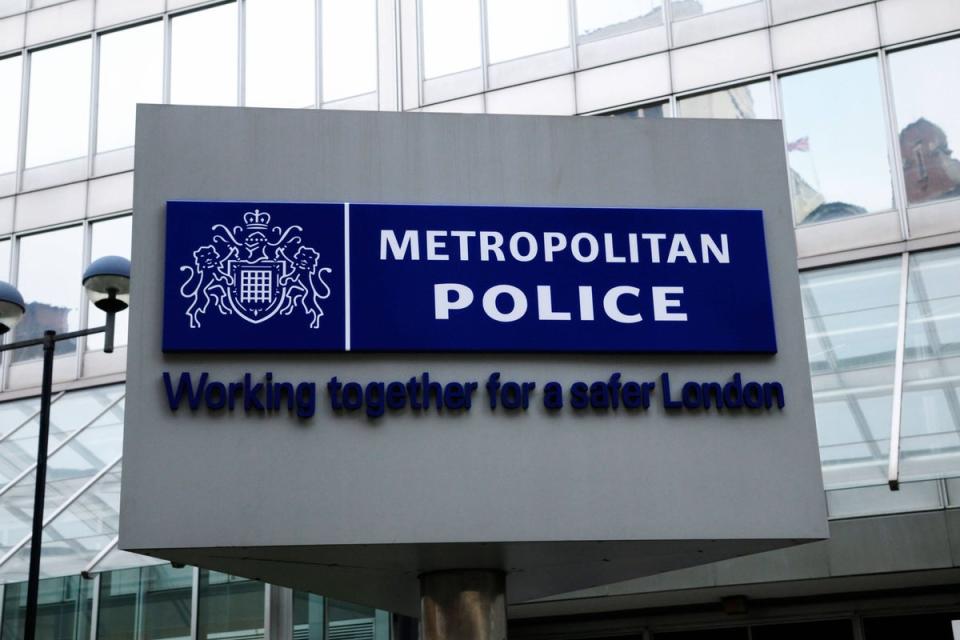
[123,106,827,616]
[163,201,776,353]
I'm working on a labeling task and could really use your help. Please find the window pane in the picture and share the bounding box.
[13,226,84,361]
[422,0,481,79]
[1,576,92,640]
[801,257,902,488]
[246,0,315,108]
[486,0,570,64]
[293,592,325,640]
[888,38,960,206]
[25,40,91,168]
[611,103,665,118]
[780,58,894,225]
[97,21,163,153]
[671,0,756,20]
[197,571,264,640]
[677,81,773,119]
[899,247,960,480]
[98,565,193,640]
[328,600,376,639]
[576,0,662,41]
[171,3,238,106]
[87,216,132,350]
[0,55,21,175]
[321,0,377,102]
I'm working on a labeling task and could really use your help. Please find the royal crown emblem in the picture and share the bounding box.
[178,209,332,328]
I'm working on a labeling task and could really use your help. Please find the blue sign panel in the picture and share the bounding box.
[163,201,776,353]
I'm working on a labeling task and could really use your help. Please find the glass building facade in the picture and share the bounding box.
[0,0,959,637]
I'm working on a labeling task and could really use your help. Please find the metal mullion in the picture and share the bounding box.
[88,572,100,640]
[770,71,800,228]
[316,0,327,106]
[373,0,381,109]
[1,231,21,391]
[887,251,910,490]
[478,0,490,96]
[0,393,124,499]
[80,535,117,578]
[567,0,578,69]
[393,0,403,111]
[15,47,29,193]
[0,455,122,571]
[237,0,245,107]
[0,390,64,444]
[662,0,674,51]
[87,30,100,178]
[190,566,200,640]
[877,45,910,239]
[76,219,94,378]
[162,14,172,103]
[414,0,424,107]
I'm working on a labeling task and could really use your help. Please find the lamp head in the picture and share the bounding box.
[0,281,25,336]
[83,256,131,313]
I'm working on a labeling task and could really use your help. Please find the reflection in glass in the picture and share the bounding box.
[610,103,665,118]
[888,38,960,205]
[197,570,264,640]
[0,385,123,489]
[422,0,481,79]
[486,0,570,64]
[576,0,662,41]
[0,395,122,557]
[677,81,773,119]
[780,58,894,225]
[98,566,193,640]
[13,226,84,361]
[1,576,92,640]
[0,461,122,582]
[171,3,237,106]
[87,216,132,350]
[25,40,91,168]
[246,0,315,108]
[801,257,902,488]
[899,248,960,480]
[322,0,377,102]
[0,55,21,175]
[97,22,163,153]
[671,0,757,21]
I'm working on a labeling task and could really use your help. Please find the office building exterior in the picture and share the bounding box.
[0,0,959,638]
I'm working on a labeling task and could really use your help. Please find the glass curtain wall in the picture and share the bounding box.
[801,257,902,488]
[576,0,662,42]
[677,81,774,119]
[485,0,570,64]
[197,570,265,640]
[421,0,481,79]
[170,3,238,107]
[245,0,316,108]
[321,0,378,102]
[97,565,192,640]
[780,58,894,225]
[0,55,21,181]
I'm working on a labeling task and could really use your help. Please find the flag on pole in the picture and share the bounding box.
[787,136,810,152]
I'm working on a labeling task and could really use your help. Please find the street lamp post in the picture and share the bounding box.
[0,255,131,640]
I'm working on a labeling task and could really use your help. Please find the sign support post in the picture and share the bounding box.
[420,570,507,640]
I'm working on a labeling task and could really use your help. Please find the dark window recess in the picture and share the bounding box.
[654,628,748,640]
[752,619,854,640]
[863,613,958,640]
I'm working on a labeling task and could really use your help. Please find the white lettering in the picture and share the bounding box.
[571,233,599,263]
[578,286,595,321]
[450,230,476,260]
[652,286,687,321]
[544,232,567,262]
[483,285,527,322]
[380,229,419,260]
[641,233,666,263]
[434,284,474,319]
[509,232,538,262]
[426,230,449,261]
[479,232,505,262]
[603,286,643,324]
[537,285,571,321]
[700,233,729,263]
[667,234,696,263]
[604,233,626,263]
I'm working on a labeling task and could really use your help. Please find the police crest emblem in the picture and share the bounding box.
[177,209,332,329]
